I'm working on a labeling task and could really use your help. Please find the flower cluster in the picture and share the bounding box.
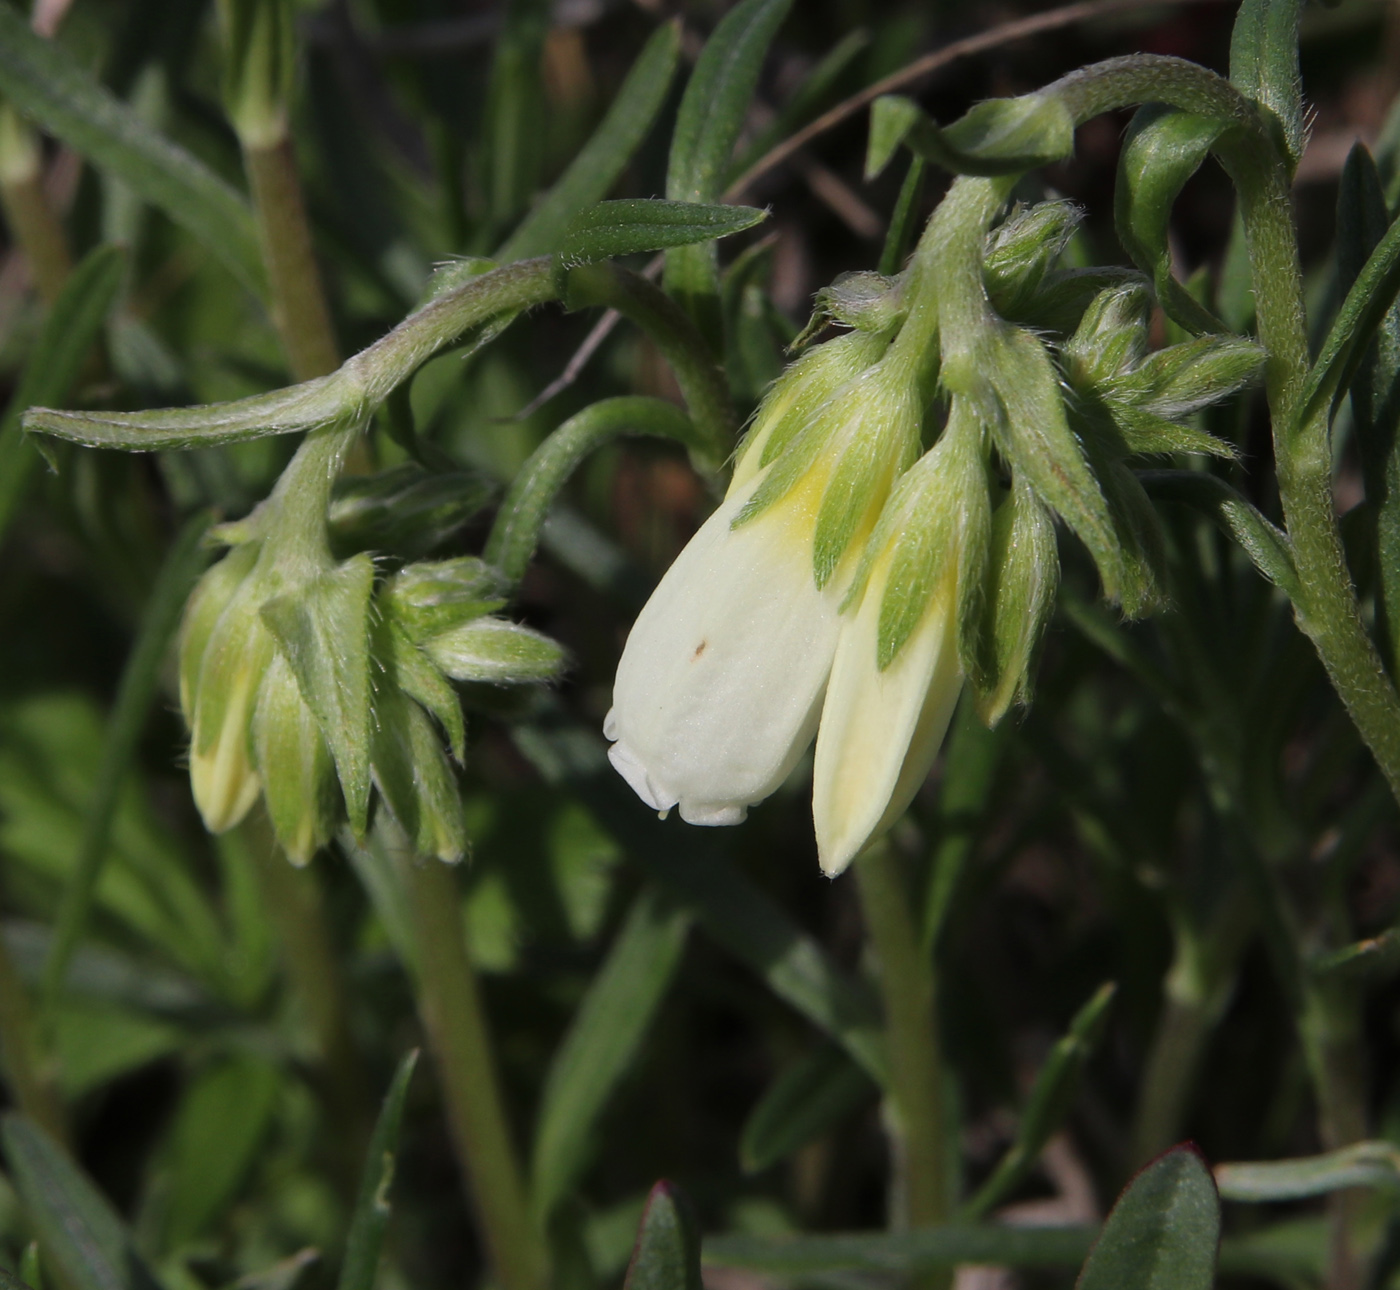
[181,439,563,864]
[605,191,1264,876]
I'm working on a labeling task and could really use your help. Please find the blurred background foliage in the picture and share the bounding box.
[1,0,1400,1288]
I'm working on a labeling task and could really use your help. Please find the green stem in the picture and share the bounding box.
[244,134,340,383]
[398,850,544,1290]
[1130,891,1252,1167]
[1042,54,1400,803]
[1299,978,1369,1290]
[564,261,738,470]
[856,844,950,1239]
[0,930,65,1145]
[245,815,369,1188]
[484,395,700,583]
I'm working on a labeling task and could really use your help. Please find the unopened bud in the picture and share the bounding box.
[329,464,496,560]
[984,200,1082,319]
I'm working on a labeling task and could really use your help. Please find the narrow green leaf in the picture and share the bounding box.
[665,0,793,339]
[739,1044,875,1174]
[963,983,1116,1220]
[498,21,681,261]
[1216,1142,1400,1202]
[339,1050,419,1290]
[866,93,1075,180]
[511,721,889,1085]
[1076,1146,1220,1290]
[922,697,1007,952]
[1137,470,1300,602]
[559,200,766,264]
[369,690,466,864]
[1311,929,1400,980]
[486,397,700,584]
[42,512,214,1006]
[1301,182,1400,433]
[878,155,927,276]
[704,1226,1095,1272]
[1114,107,1231,336]
[2,1114,163,1290]
[0,244,126,542]
[0,6,262,294]
[726,28,869,187]
[162,1054,281,1247]
[1228,0,1306,171]
[624,1183,702,1290]
[531,890,690,1222]
[261,555,375,835]
[483,0,550,228]
[1335,143,1400,678]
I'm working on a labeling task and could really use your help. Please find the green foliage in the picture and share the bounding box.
[1076,1147,1220,1290]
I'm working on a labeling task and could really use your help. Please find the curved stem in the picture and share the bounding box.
[564,262,738,470]
[1040,53,1400,803]
[485,396,701,583]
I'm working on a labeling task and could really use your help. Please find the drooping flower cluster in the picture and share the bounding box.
[605,191,1265,876]
[182,443,563,865]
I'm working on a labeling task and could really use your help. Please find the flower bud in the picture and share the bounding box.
[328,464,496,560]
[812,408,990,876]
[252,653,340,865]
[180,536,280,835]
[606,332,924,828]
[984,200,1082,319]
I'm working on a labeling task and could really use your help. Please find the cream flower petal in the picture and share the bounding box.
[812,560,963,877]
[605,475,843,826]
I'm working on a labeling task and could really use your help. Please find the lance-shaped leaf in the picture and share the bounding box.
[739,1043,875,1174]
[0,244,127,538]
[625,1183,703,1290]
[1115,107,1232,336]
[0,6,263,295]
[866,93,1075,181]
[1336,144,1400,678]
[665,0,793,336]
[1076,1146,1220,1290]
[1215,1142,1400,1202]
[338,1051,419,1290]
[558,199,767,264]
[2,1114,163,1290]
[261,556,375,834]
[963,983,1116,1219]
[499,20,681,261]
[376,621,465,763]
[531,890,690,1222]
[1228,0,1307,172]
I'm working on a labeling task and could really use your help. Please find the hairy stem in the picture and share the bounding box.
[398,851,545,1290]
[244,135,340,383]
[857,843,951,1248]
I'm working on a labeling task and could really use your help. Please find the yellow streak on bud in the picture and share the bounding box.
[189,661,263,834]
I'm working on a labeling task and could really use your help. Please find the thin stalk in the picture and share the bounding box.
[397,850,545,1290]
[244,814,369,1185]
[0,106,70,303]
[1300,978,1369,1290]
[1130,891,1252,1167]
[856,843,951,1242]
[243,135,339,382]
[0,930,65,1145]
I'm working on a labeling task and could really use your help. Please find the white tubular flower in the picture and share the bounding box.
[606,333,922,826]
[812,405,991,876]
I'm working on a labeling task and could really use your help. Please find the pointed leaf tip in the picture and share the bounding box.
[624,1182,703,1290]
